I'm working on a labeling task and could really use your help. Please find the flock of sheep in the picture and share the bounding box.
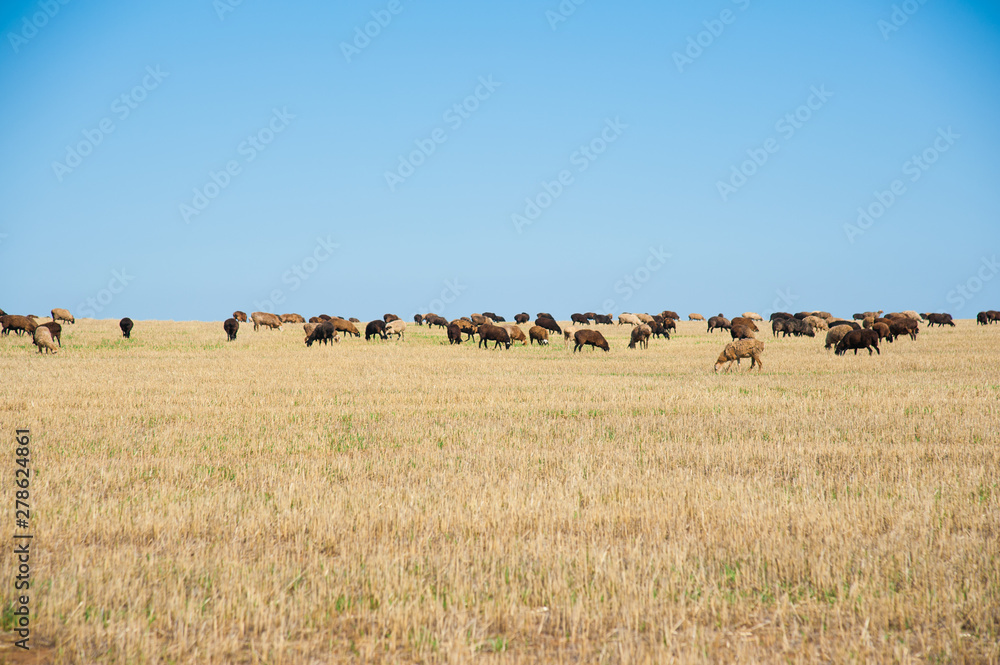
[3,306,993,372]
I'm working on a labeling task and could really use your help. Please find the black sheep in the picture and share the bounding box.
[119,317,134,339]
[223,318,239,341]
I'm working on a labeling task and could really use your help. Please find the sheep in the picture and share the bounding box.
[593,314,614,324]
[730,323,756,340]
[349,317,361,323]
[365,320,388,341]
[1,315,37,336]
[514,313,530,324]
[280,313,305,324]
[771,312,794,321]
[888,319,919,342]
[584,312,598,322]
[835,329,880,356]
[51,308,75,324]
[989,310,1000,323]
[504,324,527,345]
[478,324,511,350]
[537,312,554,320]
[471,314,488,326]
[628,324,651,349]
[384,313,400,323]
[529,326,549,345]
[828,319,859,330]
[803,315,828,331]
[771,318,786,338]
[305,322,339,346]
[562,325,580,347]
[707,315,730,333]
[742,312,763,321]
[534,317,562,335]
[926,313,955,327]
[660,310,680,321]
[233,311,248,322]
[303,322,318,338]
[731,317,759,332]
[977,311,989,325]
[812,311,833,321]
[782,318,815,338]
[39,322,62,347]
[618,313,641,326]
[571,313,589,325]
[649,320,670,339]
[450,318,477,340]
[330,318,361,338]
[574,329,609,352]
[872,321,891,341]
[689,313,705,321]
[636,313,654,324]
[33,325,58,354]
[714,339,764,372]
[119,317,134,338]
[224,318,239,341]
[413,314,423,326]
[318,315,332,321]
[901,310,922,322]
[447,323,463,344]
[385,319,406,340]
[426,315,449,329]
[251,312,283,331]
[824,324,853,351]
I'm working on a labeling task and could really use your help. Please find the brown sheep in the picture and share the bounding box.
[478,324,511,350]
[303,322,318,339]
[41,322,62,346]
[1,315,38,336]
[224,318,239,341]
[888,319,919,342]
[707,315,731,333]
[660,310,680,321]
[119,317,134,338]
[413,314,423,326]
[233,310,248,322]
[731,317,759,332]
[504,324,527,345]
[280,313,305,324]
[835,329,880,355]
[714,339,764,372]
[573,329,609,352]
[385,319,406,340]
[529,326,549,345]
[330,318,360,338]
[803,315,828,331]
[51,308,75,324]
[251,312,283,331]
[571,313,589,325]
[628,324,651,349]
[534,317,562,335]
[514,313,530,324]
[451,318,477,340]
[824,324,853,351]
[925,313,955,327]
[636,313,654,324]
[688,313,705,321]
[872,321,891,341]
[593,314,614,324]
[384,313,400,323]
[33,325,58,354]
[305,322,339,346]
[730,323,756,340]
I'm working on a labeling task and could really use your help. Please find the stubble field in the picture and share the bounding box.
[1,318,998,663]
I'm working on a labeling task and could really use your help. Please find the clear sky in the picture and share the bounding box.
[2,0,998,321]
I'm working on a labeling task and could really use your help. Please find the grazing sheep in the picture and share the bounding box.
[714,339,764,372]
[119,317,134,338]
[872,321,891,341]
[989,310,1000,323]
[349,317,361,323]
[478,324,511,350]
[562,325,580,347]
[305,322,339,346]
[901,310,922,322]
[628,324,651,349]
[636,313,654,324]
[447,323,463,344]
[977,311,989,325]
[731,317,759,332]
[365,320,388,341]
[812,311,833,321]
[514,313,530,324]
[318,315,332,321]
[888,319,919,342]
[33,325,58,354]
[742,312,763,321]
[503,324,527,345]
[828,319,859,330]
[280,313,305,324]
[384,313,400,323]
[471,314,488,326]
[413,314,423,326]
[593,314,614,324]
[803,315,828,331]
[1,315,37,336]
[529,326,549,345]
[835,329,880,356]
[573,329,609,352]
[649,320,670,339]
[707,315,731,333]
[426,315,449,329]
[824,324,853,351]
[308,317,321,324]
[40,322,62,347]
[618,313,641,326]
[537,312,554,320]
[584,312,598,322]
[730,323,756,340]
[782,318,815,338]
[689,313,705,321]
[422,313,438,324]
[385,319,406,340]
[330,318,361,338]
[251,312,283,331]
[926,313,955,327]
[224,318,239,341]
[661,310,680,321]
[771,319,787,338]
[571,313,589,325]
[51,308,75,324]
[451,318,477,340]
[233,311,248,322]
[535,317,562,335]
[303,322,318,338]
[771,312,794,321]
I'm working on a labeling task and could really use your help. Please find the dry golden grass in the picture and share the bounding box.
[1,318,998,663]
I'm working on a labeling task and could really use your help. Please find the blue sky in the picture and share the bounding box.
[1,0,998,321]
